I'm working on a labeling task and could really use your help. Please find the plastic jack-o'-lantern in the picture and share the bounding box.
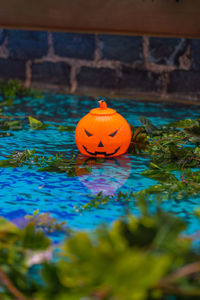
[75,100,131,157]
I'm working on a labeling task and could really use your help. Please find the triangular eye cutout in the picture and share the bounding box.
[85,129,93,137]
[109,129,118,137]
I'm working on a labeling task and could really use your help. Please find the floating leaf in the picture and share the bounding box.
[0,132,13,137]
[58,125,75,132]
[29,116,49,130]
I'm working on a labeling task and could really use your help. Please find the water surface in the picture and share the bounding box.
[1,94,200,241]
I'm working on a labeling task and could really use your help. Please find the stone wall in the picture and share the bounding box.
[0,29,200,101]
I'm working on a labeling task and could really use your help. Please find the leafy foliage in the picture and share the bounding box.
[76,191,135,212]
[0,149,90,177]
[77,116,200,210]
[131,117,200,202]
[0,207,199,299]
[0,149,36,168]
[0,120,23,130]
[25,210,68,234]
[0,79,43,105]
[36,154,77,175]
[29,116,49,130]
[58,125,76,132]
[128,125,149,154]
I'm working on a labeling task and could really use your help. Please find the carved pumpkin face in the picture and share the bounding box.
[75,100,131,157]
[75,154,131,195]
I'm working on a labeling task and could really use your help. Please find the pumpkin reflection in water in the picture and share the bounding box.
[75,100,131,158]
[76,154,131,195]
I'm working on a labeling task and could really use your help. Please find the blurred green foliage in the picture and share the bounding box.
[25,210,68,234]
[0,79,43,105]
[0,206,199,300]
[29,116,49,130]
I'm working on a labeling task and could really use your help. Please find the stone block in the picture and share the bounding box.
[0,59,25,80]
[168,70,200,93]
[149,37,185,65]
[53,32,95,60]
[98,35,143,63]
[8,30,48,60]
[32,62,71,85]
[117,67,161,92]
[77,67,116,89]
[190,39,200,71]
[0,29,6,45]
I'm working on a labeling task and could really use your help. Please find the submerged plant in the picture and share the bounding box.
[29,116,49,130]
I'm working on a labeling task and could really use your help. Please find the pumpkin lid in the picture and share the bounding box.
[90,100,116,116]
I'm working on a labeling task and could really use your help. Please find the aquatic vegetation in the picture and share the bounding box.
[73,116,200,211]
[0,131,13,137]
[25,210,68,234]
[76,190,135,212]
[29,116,49,130]
[28,117,77,132]
[1,115,200,201]
[128,125,149,154]
[37,154,78,176]
[0,116,76,134]
[0,149,36,168]
[0,149,90,177]
[58,125,76,132]
[133,117,200,202]
[0,120,23,131]
[74,191,112,211]
[0,206,199,299]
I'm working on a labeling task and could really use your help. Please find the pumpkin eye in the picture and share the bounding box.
[85,129,93,137]
[109,130,118,137]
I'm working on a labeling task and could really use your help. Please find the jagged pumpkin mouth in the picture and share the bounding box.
[83,145,120,157]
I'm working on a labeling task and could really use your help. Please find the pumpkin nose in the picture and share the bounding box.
[98,141,104,147]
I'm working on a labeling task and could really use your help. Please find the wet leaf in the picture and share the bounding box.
[58,125,75,132]
[29,116,49,130]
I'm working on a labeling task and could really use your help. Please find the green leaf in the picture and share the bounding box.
[29,116,48,130]
[20,223,50,250]
[0,217,18,235]
[58,125,75,132]
[142,169,178,183]
[139,117,162,136]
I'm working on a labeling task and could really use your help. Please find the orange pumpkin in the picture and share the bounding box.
[75,100,131,157]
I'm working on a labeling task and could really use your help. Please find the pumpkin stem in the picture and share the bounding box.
[98,100,107,109]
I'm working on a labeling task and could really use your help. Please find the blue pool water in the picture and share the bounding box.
[1,94,200,241]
